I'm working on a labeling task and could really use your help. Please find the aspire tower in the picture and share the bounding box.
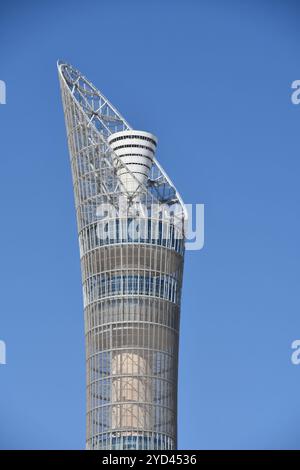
[58,62,186,450]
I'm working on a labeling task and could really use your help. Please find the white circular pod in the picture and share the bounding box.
[108,130,157,194]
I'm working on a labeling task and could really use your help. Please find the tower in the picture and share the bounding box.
[58,62,186,450]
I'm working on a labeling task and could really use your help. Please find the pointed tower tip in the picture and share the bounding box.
[57,59,68,69]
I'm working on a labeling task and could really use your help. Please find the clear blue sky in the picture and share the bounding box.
[1,0,300,450]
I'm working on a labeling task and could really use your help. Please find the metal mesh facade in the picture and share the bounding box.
[58,62,186,450]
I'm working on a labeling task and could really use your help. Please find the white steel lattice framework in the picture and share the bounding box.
[58,62,187,450]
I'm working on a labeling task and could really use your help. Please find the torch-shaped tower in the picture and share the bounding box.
[58,62,186,450]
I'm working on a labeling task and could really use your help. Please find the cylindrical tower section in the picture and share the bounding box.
[84,240,184,450]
